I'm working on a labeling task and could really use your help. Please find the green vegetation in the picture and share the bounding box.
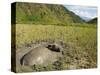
[15,24,97,72]
[16,2,84,24]
[12,2,97,73]
[16,24,96,49]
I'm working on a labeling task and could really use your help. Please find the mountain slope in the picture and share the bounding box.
[88,18,97,24]
[16,2,85,24]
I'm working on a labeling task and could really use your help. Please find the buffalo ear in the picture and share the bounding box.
[47,44,51,49]
[48,45,51,47]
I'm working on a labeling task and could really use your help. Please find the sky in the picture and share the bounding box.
[65,5,97,21]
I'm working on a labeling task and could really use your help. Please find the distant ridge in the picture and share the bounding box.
[88,17,97,24]
[15,2,85,25]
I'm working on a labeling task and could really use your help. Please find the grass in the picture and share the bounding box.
[16,3,85,24]
[14,24,97,72]
[16,24,96,49]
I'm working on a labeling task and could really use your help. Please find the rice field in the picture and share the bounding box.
[16,24,96,49]
[14,24,97,72]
